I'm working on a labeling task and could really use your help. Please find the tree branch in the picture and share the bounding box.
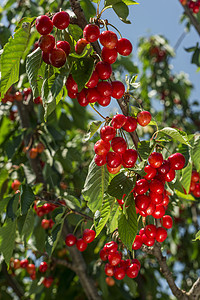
[182,4,200,37]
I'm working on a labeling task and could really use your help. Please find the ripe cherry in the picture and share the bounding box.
[191,171,200,182]
[98,96,111,106]
[107,164,121,174]
[49,48,66,68]
[162,215,173,229]
[149,179,164,194]
[94,154,107,166]
[41,219,50,229]
[157,160,171,175]
[193,184,200,197]
[101,47,118,64]
[123,116,137,132]
[52,11,70,29]
[65,234,77,246]
[142,234,155,247]
[94,139,110,156]
[38,35,55,52]
[42,277,54,288]
[149,191,163,205]
[156,227,167,243]
[152,204,165,219]
[168,153,185,170]
[111,81,125,99]
[144,165,157,180]
[106,152,122,168]
[99,249,108,261]
[57,41,71,56]
[15,91,23,101]
[20,259,29,268]
[104,241,118,254]
[111,137,127,154]
[11,179,21,191]
[145,201,156,215]
[29,148,38,159]
[36,142,45,154]
[134,178,149,195]
[75,38,89,54]
[100,126,116,142]
[13,259,21,269]
[35,15,53,35]
[114,267,126,280]
[137,111,152,126]
[145,224,157,239]
[122,149,138,167]
[82,229,96,243]
[83,24,100,43]
[126,264,139,278]
[132,235,142,250]
[104,263,114,276]
[99,30,118,49]
[87,87,101,103]
[95,61,112,80]
[76,238,88,252]
[117,38,132,56]
[77,89,89,106]
[39,261,48,273]
[135,195,151,211]
[42,51,51,64]
[108,251,121,266]
[132,258,141,270]
[86,70,99,88]
[165,168,176,182]
[111,114,127,129]
[148,152,163,168]
[97,81,113,97]
[27,264,36,275]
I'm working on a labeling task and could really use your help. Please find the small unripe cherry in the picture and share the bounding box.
[11,179,21,191]
[52,11,70,30]
[27,264,36,275]
[36,142,45,153]
[137,111,152,126]
[29,148,38,159]
[83,24,100,43]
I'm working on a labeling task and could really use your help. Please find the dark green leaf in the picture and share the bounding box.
[0,218,17,264]
[63,195,81,209]
[4,133,22,159]
[20,185,35,215]
[18,208,35,241]
[107,172,134,199]
[46,221,64,256]
[137,140,154,160]
[113,2,130,22]
[71,57,94,92]
[6,194,20,220]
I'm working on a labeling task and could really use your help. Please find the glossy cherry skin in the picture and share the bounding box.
[99,30,118,49]
[149,179,164,194]
[148,152,163,168]
[57,41,71,56]
[114,267,126,280]
[193,184,200,197]
[134,178,149,195]
[98,96,111,106]
[137,111,152,126]
[108,251,121,266]
[27,264,36,275]
[164,168,176,182]
[49,48,66,68]
[111,114,127,129]
[156,227,167,243]
[101,47,118,64]
[42,51,51,64]
[191,171,200,182]
[77,88,89,106]
[107,164,121,174]
[99,249,108,261]
[20,259,29,268]
[65,234,77,246]
[122,149,138,167]
[152,204,166,219]
[83,24,100,42]
[100,126,116,141]
[41,219,49,229]
[111,136,127,154]
[66,74,78,93]
[75,38,89,54]
[76,238,88,252]
[168,153,185,170]
[87,87,101,103]
[142,234,155,247]
[123,116,137,132]
[104,241,118,254]
[132,235,142,250]
[104,263,114,276]
[97,81,113,97]
[11,179,21,191]
[158,160,171,175]
[117,38,132,56]
[162,215,173,229]
[42,277,54,288]
[144,165,157,180]
[95,61,112,80]
[135,195,151,211]
[35,15,53,35]
[94,154,107,166]
[126,264,139,278]
[39,262,48,273]
[94,139,110,156]
[52,11,70,29]
[149,191,163,205]
[145,224,157,238]
[145,201,156,216]
[111,81,125,99]
[86,70,99,88]
[106,152,122,168]
[38,35,55,52]
[82,229,96,243]
[132,258,141,270]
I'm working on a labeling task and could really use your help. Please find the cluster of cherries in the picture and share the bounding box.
[23,142,45,159]
[94,111,152,174]
[10,258,49,282]
[65,229,96,252]
[184,0,200,13]
[189,170,200,198]
[99,241,141,281]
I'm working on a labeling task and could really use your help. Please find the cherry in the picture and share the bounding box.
[191,171,200,182]
[142,234,155,247]
[36,142,45,154]
[107,164,121,174]
[123,116,137,132]
[134,178,149,195]
[35,15,53,35]
[101,47,118,64]
[83,24,100,42]
[41,219,50,229]
[23,88,32,96]
[27,264,36,275]
[39,262,48,273]
[36,206,45,217]
[13,259,21,269]
[11,179,21,191]
[168,153,185,170]
[148,152,163,168]
[139,228,145,236]
[82,229,96,243]
[87,87,101,103]
[144,165,157,180]
[162,215,173,229]
[122,149,138,167]
[20,259,29,268]
[97,81,113,97]
[111,137,127,154]
[193,4,199,13]
[145,201,156,215]
[132,258,141,270]
[99,30,118,49]
[111,114,127,129]
[42,51,51,64]
[65,234,77,246]
[94,154,107,166]
[77,88,89,106]
[49,48,66,68]
[157,160,171,175]
[120,259,131,270]
[38,35,55,52]
[152,204,165,219]
[137,111,152,126]
[76,238,88,252]
[52,11,70,29]
[193,184,200,197]
[106,152,122,168]
[57,41,71,56]
[100,126,116,142]
[94,139,110,156]
[117,38,132,56]
[29,148,38,159]
[95,61,112,80]
[114,267,126,280]
[132,235,142,250]
[106,276,115,286]
[126,264,139,278]
[86,70,99,88]
[145,224,157,238]
[156,227,167,243]
[98,96,111,106]
[108,251,121,266]
[104,241,118,254]
[190,181,196,192]
[104,263,114,276]
[165,168,176,182]
[42,277,54,288]
[135,195,151,211]
[149,179,164,194]
[15,91,23,101]
[111,81,125,99]
[100,249,108,261]
[149,191,163,205]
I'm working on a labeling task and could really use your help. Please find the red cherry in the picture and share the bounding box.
[20,259,29,268]
[188,1,195,9]
[145,224,157,238]
[86,70,99,88]
[117,38,132,56]
[191,171,200,182]
[156,227,167,243]
[41,219,50,229]
[104,241,118,254]
[132,235,142,250]
[11,179,21,191]
[168,153,185,170]
[36,206,45,217]
[42,51,51,64]
[157,160,171,175]
[108,251,121,266]
[101,47,118,64]
[152,204,165,219]
[123,116,137,132]
[52,11,70,29]
[43,203,52,214]
[104,263,114,276]
[139,228,145,236]
[106,152,122,168]
[120,259,131,270]
[82,229,96,243]
[149,191,163,205]
[75,38,89,54]
[144,165,157,180]
[95,61,112,80]
[145,201,156,215]
[131,258,141,270]
[98,96,111,106]
[77,88,89,106]
[49,48,66,68]
[57,41,71,56]
[114,267,126,280]
[111,114,127,129]
[193,4,199,13]
[100,126,116,142]
[122,149,138,167]
[162,215,173,229]
[97,81,113,97]
[99,30,118,49]
[13,259,21,269]
[87,87,101,103]
[107,164,121,174]
[39,261,48,273]
[193,183,200,197]
[134,178,149,195]
[148,152,163,168]
[35,15,53,35]
[126,264,139,278]
[135,195,151,211]
[94,139,110,156]
[27,264,36,275]
[111,81,125,99]
[100,249,108,261]
[65,234,77,246]
[137,111,152,126]
[149,179,164,194]
[142,234,155,247]
[83,24,100,43]
[38,35,55,52]
[42,277,53,288]
[76,238,88,252]
[111,137,127,154]
[165,168,176,182]
[190,181,196,192]
[94,154,107,166]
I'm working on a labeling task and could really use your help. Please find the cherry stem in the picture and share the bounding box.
[98,6,111,18]
[107,22,122,38]
[89,104,106,120]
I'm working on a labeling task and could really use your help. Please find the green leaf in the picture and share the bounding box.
[122,0,138,4]
[175,189,196,201]
[94,196,114,237]
[159,127,191,147]
[84,120,103,142]
[68,24,83,41]
[107,172,134,199]
[0,169,8,197]
[192,136,200,172]
[19,208,35,241]
[63,195,81,209]
[51,207,66,223]
[0,197,11,212]
[118,202,137,250]
[71,57,94,92]
[15,17,36,31]
[4,133,22,159]
[6,194,20,220]
[193,230,200,241]
[113,2,130,23]
[137,140,154,160]
[180,162,192,194]
[46,221,64,256]
[0,23,31,98]
[26,47,43,99]
[108,202,120,233]
[82,159,110,212]
[20,185,35,215]
[0,218,17,264]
